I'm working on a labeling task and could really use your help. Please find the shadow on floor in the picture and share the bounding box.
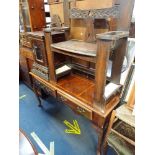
[19,83,117,155]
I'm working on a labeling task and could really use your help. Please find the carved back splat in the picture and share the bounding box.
[63,3,119,42]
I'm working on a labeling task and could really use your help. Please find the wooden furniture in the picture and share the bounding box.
[20,44,34,88]
[30,32,132,155]
[19,0,47,88]
[19,0,46,32]
[20,30,66,88]
[29,31,65,81]
[19,129,38,155]
[103,82,135,155]
[29,1,135,155]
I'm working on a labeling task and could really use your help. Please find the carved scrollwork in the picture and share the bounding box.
[70,8,89,19]
[31,63,49,81]
[70,5,119,19]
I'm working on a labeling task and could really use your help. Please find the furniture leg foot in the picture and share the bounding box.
[33,84,42,107]
[97,150,101,155]
[97,129,104,155]
[38,103,42,107]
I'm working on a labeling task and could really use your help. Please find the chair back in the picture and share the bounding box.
[64,0,119,42]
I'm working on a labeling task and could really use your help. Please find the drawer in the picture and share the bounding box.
[57,92,92,120]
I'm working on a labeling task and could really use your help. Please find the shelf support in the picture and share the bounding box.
[94,39,111,112]
[44,28,56,83]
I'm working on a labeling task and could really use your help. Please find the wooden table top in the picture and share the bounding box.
[19,129,37,155]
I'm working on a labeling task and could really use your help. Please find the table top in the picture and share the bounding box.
[19,129,37,155]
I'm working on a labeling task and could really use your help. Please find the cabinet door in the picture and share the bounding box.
[28,0,46,31]
[32,39,47,66]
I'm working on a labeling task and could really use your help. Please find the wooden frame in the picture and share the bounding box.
[103,83,135,154]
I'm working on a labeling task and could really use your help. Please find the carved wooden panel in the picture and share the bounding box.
[70,6,119,19]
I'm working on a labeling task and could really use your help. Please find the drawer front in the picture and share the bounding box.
[57,92,92,120]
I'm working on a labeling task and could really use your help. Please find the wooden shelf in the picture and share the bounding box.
[51,40,97,57]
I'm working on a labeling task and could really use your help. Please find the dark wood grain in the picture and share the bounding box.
[28,0,46,31]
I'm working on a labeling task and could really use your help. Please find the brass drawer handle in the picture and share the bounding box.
[76,106,85,113]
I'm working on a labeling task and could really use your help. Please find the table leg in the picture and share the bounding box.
[96,119,106,155]
[102,110,116,155]
[33,85,42,107]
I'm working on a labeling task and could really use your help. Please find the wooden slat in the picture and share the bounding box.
[111,129,135,146]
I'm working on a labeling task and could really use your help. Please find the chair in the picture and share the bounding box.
[103,81,135,155]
